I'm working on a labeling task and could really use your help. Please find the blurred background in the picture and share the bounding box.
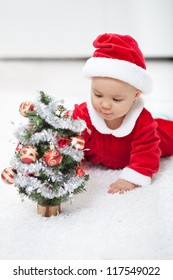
[0,0,173,58]
[0,0,173,166]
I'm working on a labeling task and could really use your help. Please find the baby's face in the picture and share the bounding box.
[91,77,141,129]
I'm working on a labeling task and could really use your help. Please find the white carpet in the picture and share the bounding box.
[0,60,173,260]
[0,158,173,260]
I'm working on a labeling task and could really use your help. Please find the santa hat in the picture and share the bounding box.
[82,33,153,94]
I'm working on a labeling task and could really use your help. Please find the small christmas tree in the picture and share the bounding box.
[1,91,89,217]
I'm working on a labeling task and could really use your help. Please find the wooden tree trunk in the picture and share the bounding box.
[37,204,61,217]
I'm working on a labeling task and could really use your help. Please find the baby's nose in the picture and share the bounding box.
[101,100,111,109]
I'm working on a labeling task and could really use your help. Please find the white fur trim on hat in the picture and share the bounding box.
[119,167,151,186]
[82,57,153,94]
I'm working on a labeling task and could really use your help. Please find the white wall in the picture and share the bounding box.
[0,0,173,57]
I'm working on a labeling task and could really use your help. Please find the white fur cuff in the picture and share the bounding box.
[119,167,151,186]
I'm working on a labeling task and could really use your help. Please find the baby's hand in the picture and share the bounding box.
[108,179,138,194]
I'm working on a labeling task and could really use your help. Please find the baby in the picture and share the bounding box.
[73,33,173,194]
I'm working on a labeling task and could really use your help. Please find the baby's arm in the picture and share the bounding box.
[108,113,161,195]
[108,179,138,194]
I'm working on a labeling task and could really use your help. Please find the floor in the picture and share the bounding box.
[0,60,173,260]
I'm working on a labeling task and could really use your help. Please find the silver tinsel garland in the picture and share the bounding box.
[58,146,84,162]
[15,127,58,146]
[34,95,86,133]
[10,156,65,183]
[14,172,85,199]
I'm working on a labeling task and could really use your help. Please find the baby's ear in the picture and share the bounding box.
[135,90,142,98]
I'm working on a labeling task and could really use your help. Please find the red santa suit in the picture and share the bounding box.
[73,97,173,186]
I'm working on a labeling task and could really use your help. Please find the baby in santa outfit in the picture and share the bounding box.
[73,33,173,194]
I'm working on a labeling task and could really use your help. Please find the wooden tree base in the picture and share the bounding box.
[37,204,61,217]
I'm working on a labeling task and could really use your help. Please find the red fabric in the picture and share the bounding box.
[93,33,146,69]
[73,103,173,179]
[155,118,173,156]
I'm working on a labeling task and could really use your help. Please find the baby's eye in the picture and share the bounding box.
[113,98,123,102]
[94,93,102,98]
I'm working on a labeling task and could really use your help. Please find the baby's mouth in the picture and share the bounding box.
[101,111,112,116]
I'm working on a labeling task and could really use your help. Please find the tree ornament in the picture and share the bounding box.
[20,145,38,163]
[76,167,85,177]
[57,137,69,148]
[64,110,73,118]
[55,104,66,117]
[1,167,17,184]
[15,142,23,152]
[27,124,35,133]
[44,149,62,166]
[19,101,34,117]
[71,136,85,150]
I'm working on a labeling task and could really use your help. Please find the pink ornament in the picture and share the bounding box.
[57,137,69,148]
[1,167,17,184]
[71,136,85,150]
[27,124,35,133]
[20,145,38,163]
[44,150,62,166]
[15,143,23,152]
[19,101,34,117]
[76,167,85,177]
[64,110,73,118]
